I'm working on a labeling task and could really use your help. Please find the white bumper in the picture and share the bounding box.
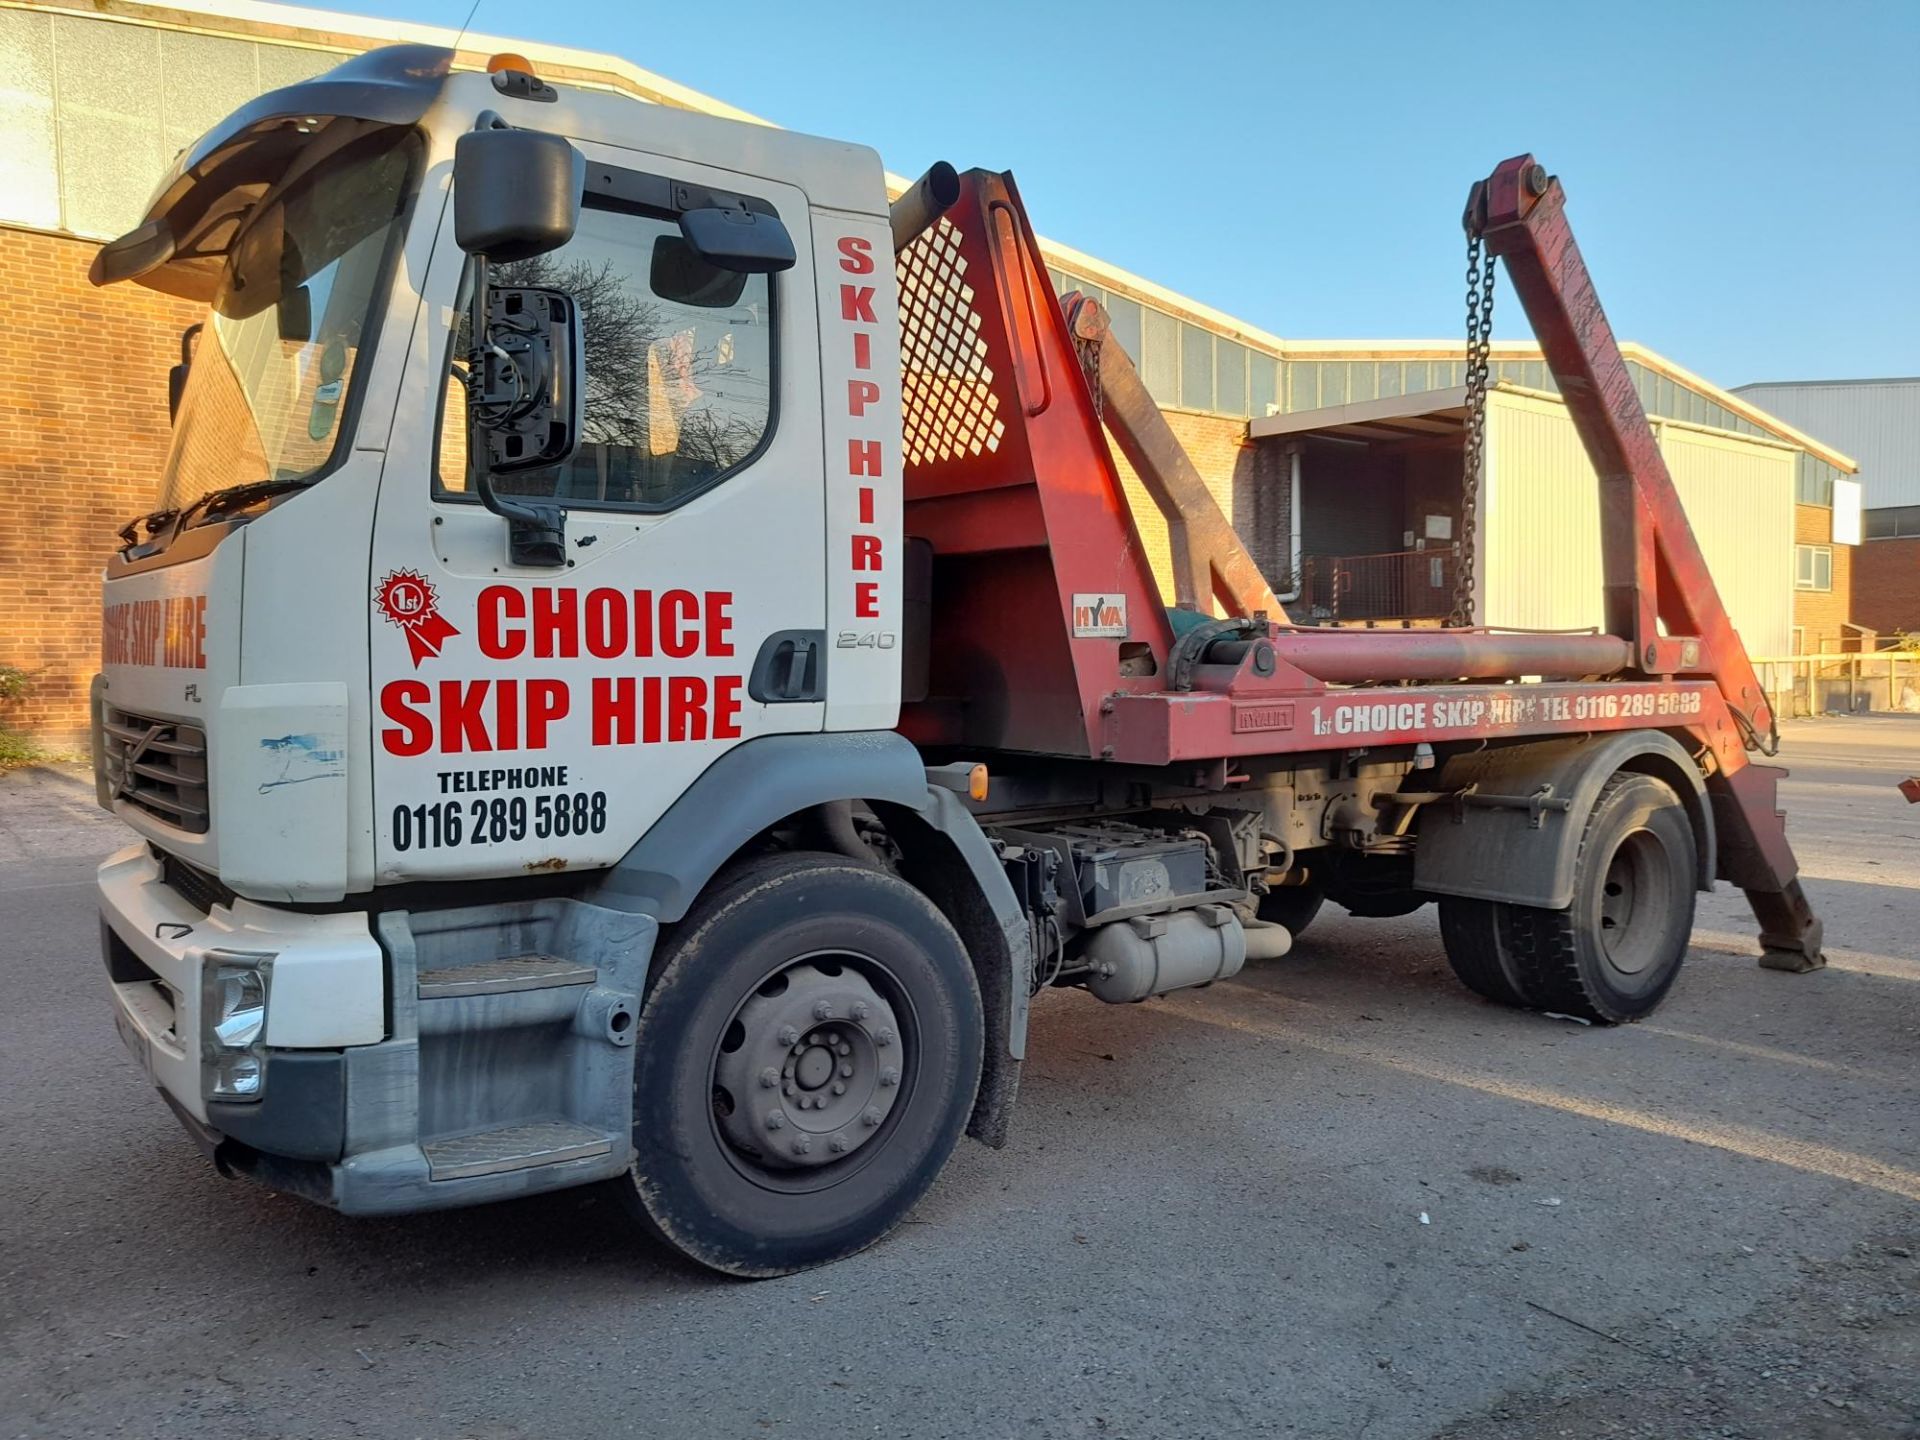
[98,844,385,1121]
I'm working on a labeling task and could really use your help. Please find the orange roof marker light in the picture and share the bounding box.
[487,52,536,75]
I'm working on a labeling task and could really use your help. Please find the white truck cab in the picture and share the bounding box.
[92,45,990,1273]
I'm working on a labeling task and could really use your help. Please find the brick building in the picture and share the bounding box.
[1735,378,1920,640]
[0,0,1870,747]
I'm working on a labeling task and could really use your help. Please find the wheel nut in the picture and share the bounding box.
[875,1028,895,1049]
[832,1081,846,1096]
[813,1001,834,1021]
[862,1109,884,1127]
[835,1040,851,1057]
[829,1136,849,1154]
[777,1025,800,1047]
[839,1062,853,1078]
[792,1137,812,1156]
[765,1112,784,1131]
[880,1067,899,1088]
[759,1067,780,1089]
[851,1001,871,1021]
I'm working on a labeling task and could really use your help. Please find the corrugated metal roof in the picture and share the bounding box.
[1283,341,1857,473]
[1731,379,1920,508]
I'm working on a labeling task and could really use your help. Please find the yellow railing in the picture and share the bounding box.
[1748,652,1920,718]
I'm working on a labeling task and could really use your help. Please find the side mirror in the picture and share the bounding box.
[454,127,584,263]
[454,122,585,569]
[466,285,584,568]
[678,205,795,274]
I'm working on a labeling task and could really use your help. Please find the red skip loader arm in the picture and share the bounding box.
[1472,155,1824,970]
[1471,158,1770,722]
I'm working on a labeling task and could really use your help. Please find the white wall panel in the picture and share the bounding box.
[1483,392,1794,661]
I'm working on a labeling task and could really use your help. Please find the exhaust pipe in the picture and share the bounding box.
[890,161,961,251]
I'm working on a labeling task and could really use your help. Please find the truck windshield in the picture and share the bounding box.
[157,127,420,511]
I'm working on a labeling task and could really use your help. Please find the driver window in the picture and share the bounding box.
[437,194,775,509]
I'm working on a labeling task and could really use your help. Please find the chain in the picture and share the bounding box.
[1073,299,1104,421]
[1450,229,1496,627]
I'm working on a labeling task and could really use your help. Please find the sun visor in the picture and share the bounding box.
[89,43,454,298]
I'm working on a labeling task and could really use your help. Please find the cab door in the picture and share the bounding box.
[367,143,824,882]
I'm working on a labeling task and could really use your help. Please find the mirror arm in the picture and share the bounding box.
[167,321,203,425]
[465,253,569,567]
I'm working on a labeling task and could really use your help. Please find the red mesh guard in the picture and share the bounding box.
[897,215,1007,471]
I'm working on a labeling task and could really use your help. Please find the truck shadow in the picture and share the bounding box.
[159,874,1918,1301]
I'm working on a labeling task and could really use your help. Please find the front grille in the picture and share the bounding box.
[101,707,209,834]
[156,847,236,914]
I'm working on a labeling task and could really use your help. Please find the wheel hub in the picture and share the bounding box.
[714,961,903,1169]
[1599,831,1660,975]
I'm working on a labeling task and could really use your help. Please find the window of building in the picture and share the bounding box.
[1041,267,1279,419]
[1215,338,1247,415]
[1794,453,1838,507]
[1104,294,1143,365]
[1794,544,1833,592]
[1140,308,1178,406]
[1866,504,1920,539]
[438,191,775,512]
[1249,352,1278,416]
[1180,322,1213,411]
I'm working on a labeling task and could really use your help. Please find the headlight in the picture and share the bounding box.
[203,954,272,1103]
[211,1053,263,1099]
[211,966,265,1048]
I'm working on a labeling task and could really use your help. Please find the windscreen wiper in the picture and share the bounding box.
[176,475,317,530]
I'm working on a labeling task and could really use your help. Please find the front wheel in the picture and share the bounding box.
[1438,772,1696,1024]
[622,854,983,1276]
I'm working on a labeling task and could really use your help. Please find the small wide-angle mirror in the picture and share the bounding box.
[651,235,750,309]
[678,205,795,274]
[454,127,585,262]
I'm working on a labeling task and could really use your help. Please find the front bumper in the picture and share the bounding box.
[100,845,656,1214]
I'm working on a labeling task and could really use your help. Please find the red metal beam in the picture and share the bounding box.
[1470,156,1773,734]
[1470,155,1822,969]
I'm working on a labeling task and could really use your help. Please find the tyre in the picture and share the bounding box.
[1437,772,1695,1024]
[1437,896,1532,1006]
[622,853,983,1276]
[1256,885,1325,940]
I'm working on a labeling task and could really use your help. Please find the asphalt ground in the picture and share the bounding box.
[2,718,1916,1439]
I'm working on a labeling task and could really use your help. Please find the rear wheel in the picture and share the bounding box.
[622,854,983,1276]
[1436,896,1532,1006]
[1438,772,1695,1024]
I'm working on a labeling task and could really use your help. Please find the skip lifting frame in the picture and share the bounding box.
[892,156,1823,973]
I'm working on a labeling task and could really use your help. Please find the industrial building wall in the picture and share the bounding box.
[1792,504,1858,651]
[0,225,201,747]
[1854,537,1920,636]
[1481,391,1794,660]
[1734,378,1920,510]
[1109,411,1263,603]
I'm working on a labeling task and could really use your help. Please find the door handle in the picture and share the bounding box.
[749,630,826,703]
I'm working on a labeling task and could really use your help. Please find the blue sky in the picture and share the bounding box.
[343,0,1917,387]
